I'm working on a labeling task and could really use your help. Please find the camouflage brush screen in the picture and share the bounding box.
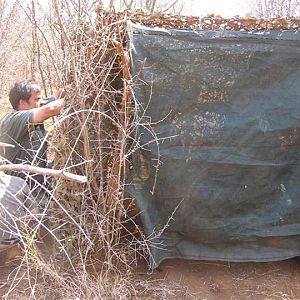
[127,22,300,268]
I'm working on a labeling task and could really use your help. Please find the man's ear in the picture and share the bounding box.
[18,99,27,110]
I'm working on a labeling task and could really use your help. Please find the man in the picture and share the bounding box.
[0,80,65,207]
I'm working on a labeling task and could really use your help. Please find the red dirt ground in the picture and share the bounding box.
[2,255,300,299]
[137,258,300,299]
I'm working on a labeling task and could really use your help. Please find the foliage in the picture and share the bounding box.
[247,0,300,17]
[104,0,186,13]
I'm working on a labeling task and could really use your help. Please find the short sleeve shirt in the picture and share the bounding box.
[0,110,48,169]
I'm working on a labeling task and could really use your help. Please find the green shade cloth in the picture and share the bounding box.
[127,22,300,268]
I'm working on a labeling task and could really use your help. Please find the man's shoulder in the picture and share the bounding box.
[4,109,33,120]
[1,110,34,128]
[0,110,35,141]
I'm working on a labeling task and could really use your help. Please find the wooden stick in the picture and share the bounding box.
[0,142,14,148]
[106,40,131,207]
[0,164,87,184]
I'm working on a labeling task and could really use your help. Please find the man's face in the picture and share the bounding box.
[19,91,41,110]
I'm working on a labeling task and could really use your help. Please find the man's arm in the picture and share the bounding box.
[32,98,65,123]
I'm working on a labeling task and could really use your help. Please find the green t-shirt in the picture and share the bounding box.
[0,110,48,185]
[0,109,47,166]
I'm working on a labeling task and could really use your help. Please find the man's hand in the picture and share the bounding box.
[52,87,66,99]
[32,98,65,123]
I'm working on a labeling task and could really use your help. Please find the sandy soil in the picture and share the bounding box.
[136,258,300,300]
[0,228,54,299]
[2,244,300,300]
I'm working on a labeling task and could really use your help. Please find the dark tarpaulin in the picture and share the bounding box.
[126,22,300,268]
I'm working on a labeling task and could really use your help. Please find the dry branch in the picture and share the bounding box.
[122,10,300,30]
[106,39,131,207]
[0,163,87,183]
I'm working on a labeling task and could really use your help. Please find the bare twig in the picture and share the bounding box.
[0,163,87,183]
